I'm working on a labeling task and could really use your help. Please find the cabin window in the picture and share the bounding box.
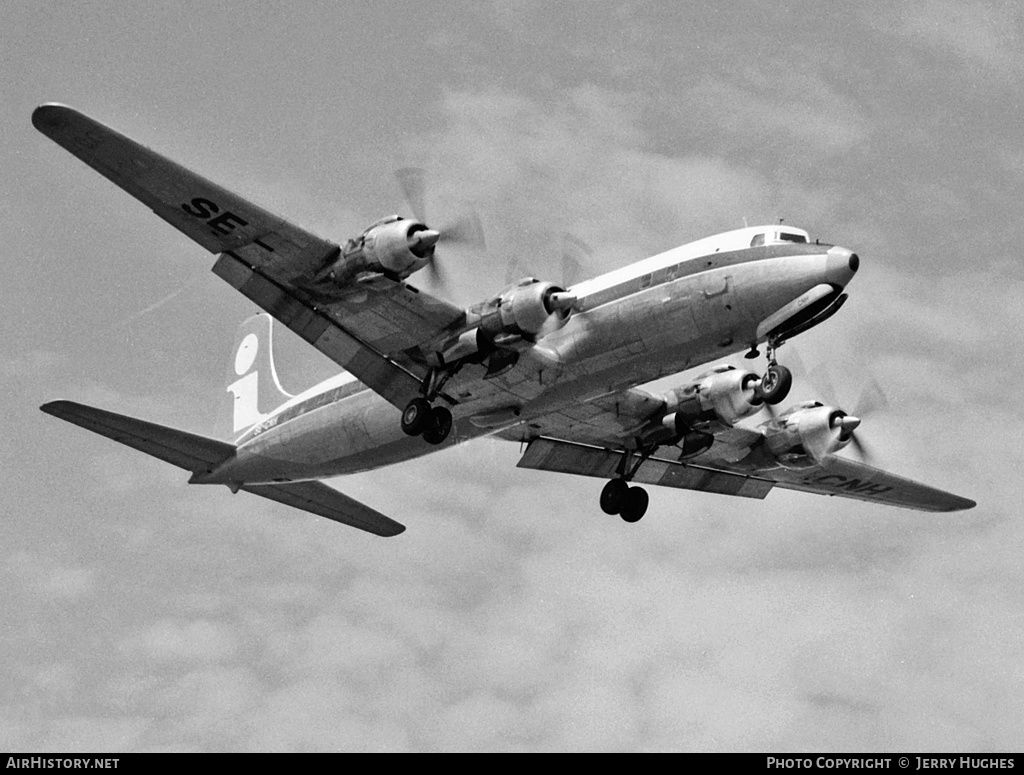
[640,273,653,289]
[779,232,807,243]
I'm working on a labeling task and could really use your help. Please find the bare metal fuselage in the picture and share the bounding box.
[209,240,857,486]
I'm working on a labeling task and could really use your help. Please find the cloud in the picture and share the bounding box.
[124,619,239,663]
[897,0,1024,76]
[6,550,97,601]
[8,2,1023,753]
[401,85,784,303]
[683,72,870,156]
[0,349,62,380]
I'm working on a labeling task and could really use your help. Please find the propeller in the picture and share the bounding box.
[560,232,591,287]
[395,167,428,223]
[505,231,593,288]
[842,376,889,463]
[754,345,889,463]
[810,362,888,464]
[395,167,487,293]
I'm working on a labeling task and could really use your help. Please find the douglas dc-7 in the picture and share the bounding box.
[32,104,975,537]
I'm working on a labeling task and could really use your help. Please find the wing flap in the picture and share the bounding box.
[517,437,774,499]
[212,253,423,409]
[495,387,668,445]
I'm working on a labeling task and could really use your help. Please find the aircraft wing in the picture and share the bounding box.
[40,400,405,536]
[517,438,775,500]
[763,454,976,512]
[32,104,466,409]
[493,387,669,446]
[518,436,975,513]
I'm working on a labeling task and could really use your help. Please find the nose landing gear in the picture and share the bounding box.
[754,339,792,406]
[757,362,792,405]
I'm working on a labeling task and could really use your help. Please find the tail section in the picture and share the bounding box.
[221,313,293,439]
[40,400,405,536]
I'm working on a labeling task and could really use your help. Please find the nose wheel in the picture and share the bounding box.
[754,340,793,405]
[401,397,453,445]
[756,363,792,405]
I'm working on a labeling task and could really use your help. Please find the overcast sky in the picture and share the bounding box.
[3,0,1022,752]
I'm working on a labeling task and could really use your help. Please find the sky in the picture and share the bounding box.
[2,0,1023,752]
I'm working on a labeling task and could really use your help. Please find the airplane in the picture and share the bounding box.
[32,103,976,537]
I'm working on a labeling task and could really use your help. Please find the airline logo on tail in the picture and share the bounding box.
[227,332,261,433]
[223,314,293,438]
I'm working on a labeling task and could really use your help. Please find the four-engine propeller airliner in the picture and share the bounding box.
[33,103,975,536]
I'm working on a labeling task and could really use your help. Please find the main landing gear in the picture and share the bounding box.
[600,479,650,523]
[401,396,453,445]
[600,446,652,523]
[400,366,456,445]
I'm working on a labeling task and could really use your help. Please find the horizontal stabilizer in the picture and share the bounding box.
[41,400,234,473]
[241,481,405,537]
[40,400,405,536]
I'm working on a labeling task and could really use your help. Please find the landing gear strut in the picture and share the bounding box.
[755,339,792,405]
[399,364,458,445]
[599,446,652,523]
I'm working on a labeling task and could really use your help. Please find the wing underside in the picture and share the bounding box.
[32,103,467,411]
[518,438,775,499]
[518,436,975,513]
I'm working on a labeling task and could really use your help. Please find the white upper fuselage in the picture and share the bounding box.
[210,225,858,485]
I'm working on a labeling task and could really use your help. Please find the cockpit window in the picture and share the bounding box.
[750,233,765,247]
[779,232,807,243]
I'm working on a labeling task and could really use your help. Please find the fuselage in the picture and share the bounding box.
[207,225,858,486]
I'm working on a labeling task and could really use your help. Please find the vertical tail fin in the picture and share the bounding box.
[218,313,293,440]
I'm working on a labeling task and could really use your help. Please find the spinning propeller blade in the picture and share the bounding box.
[811,362,888,464]
[560,232,591,287]
[395,168,487,294]
[395,167,427,223]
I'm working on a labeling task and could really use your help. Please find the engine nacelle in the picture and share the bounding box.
[475,278,576,342]
[317,215,439,284]
[362,217,437,276]
[661,365,762,433]
[764,402,855,467]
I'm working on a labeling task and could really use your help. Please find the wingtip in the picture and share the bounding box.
[32,102,74,133]
[40,399,75,416]
[937,495,977,512]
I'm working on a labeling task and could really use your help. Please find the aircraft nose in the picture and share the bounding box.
[825,245,859,288]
